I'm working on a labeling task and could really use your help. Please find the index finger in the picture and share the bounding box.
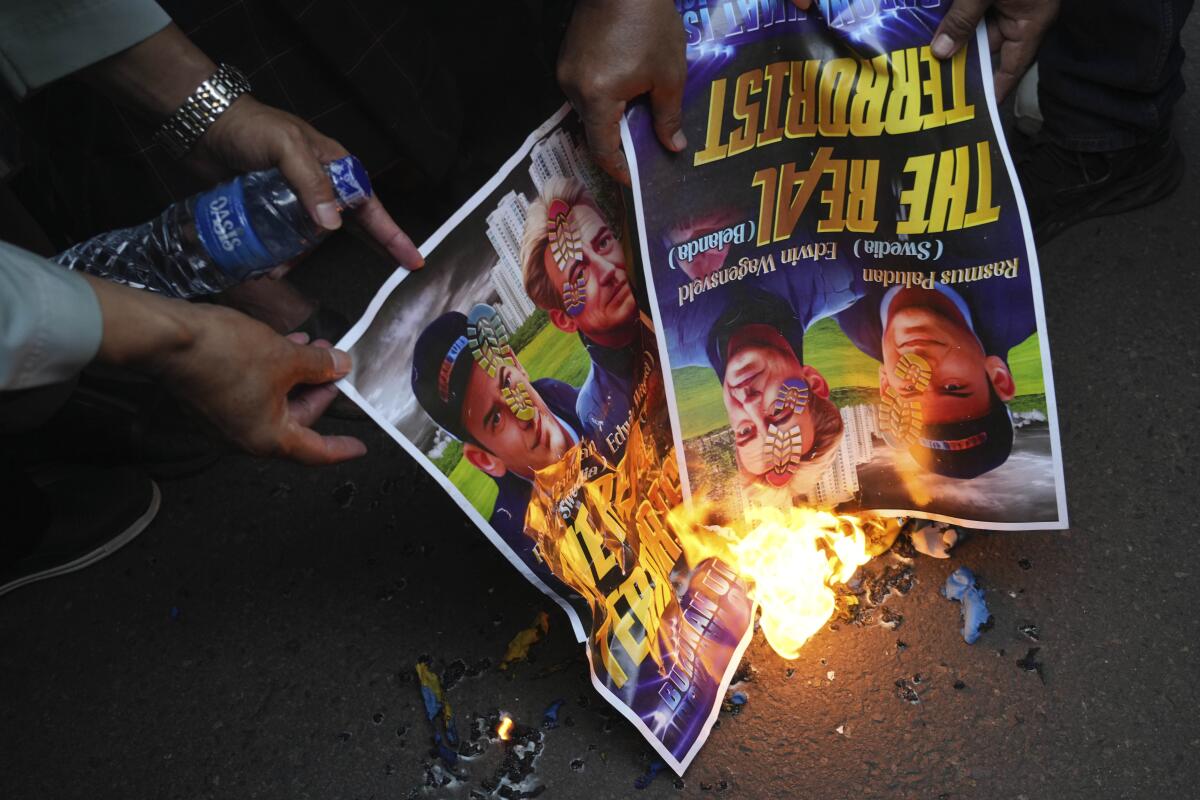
[354,195,425,269]
[575,96,631,185]
[310,137,424,269]
[279,423,367,465]
[993,38,1034,102]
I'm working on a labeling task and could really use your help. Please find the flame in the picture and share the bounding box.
[671,505,875,659]
[497,716,514,741]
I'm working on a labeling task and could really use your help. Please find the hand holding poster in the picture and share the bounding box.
[338,0,1067,776]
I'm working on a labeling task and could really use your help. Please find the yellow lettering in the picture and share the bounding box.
[694,78,730,166]
[752,166,778,246]
[919,47,946,129]
[757,61,789,147]
[728,68,763,157]
[776,147,833,242]
[897,152,935,234]
[963,140,1000,227]
[884,48,923,135]
[944,46,976,125]
[570,511,620,585]
[818,57,858,137]
[784,59,819,138]
[927,146,970,233]
[846,158,880,233]
[898,142,1000,234]
[818,159,847,232]
[848,54,888,136]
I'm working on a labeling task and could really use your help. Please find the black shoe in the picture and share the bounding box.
[1015,130,1184,245]
[0,465,160,598]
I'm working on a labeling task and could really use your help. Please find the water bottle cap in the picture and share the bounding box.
[327,155,373,209]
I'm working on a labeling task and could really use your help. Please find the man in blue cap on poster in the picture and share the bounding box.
[411,303,583,577]
[835,274,1035,478]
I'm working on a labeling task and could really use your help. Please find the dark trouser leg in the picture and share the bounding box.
[0,382,73,565]
[1038,0,1195,151]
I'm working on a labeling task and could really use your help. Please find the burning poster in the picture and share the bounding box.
[337,107,755,773]
[622,0,1068,529]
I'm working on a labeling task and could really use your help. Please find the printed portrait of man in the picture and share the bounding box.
[521,176,639,461]
[658,201,864,499]
[411,303,583,572]
[836,278,1035,478]
[704,288,845,498]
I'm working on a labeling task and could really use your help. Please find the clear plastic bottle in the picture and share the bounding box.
[54,155,372,298]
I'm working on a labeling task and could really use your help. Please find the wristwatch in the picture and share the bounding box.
[154,63,251,159]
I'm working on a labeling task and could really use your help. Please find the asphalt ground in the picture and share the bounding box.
[4,26,1200,800]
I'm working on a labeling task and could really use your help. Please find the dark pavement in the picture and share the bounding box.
[4,29,1200,800]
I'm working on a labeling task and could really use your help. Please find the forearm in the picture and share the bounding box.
[78,22,217,123]
[83,274,196,374]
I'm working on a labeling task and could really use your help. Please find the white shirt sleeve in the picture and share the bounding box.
[0,0,171,99]
[1,240,103,390]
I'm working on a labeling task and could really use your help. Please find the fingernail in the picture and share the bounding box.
[389,232,425,268]
[316,202,342,231]
[670,130,688,152]
[932,34,955,59]
[332,349,352,375]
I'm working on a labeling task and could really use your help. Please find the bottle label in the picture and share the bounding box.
[327,155,372,209]
[194,177,274,280]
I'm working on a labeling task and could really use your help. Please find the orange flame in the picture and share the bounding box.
[671,505,877,659]
[497,716,514,741]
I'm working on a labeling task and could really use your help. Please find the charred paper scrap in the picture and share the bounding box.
[416,659,460,765]
[910,521,960,559]
[499,612,550,670]
[541,699,565,728]
[1017,647,1045,683]
[941,567,993,644]
[634,759,667,790]
[862,516,905,557]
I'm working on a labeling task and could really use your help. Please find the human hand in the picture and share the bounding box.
[557,0,687,184]
[87,275,366,465]
[81,23,422,269]
[929,0,1059,102]
[158,305,366,464]
[194,95,424,268]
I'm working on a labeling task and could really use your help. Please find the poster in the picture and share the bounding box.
[337,107,754,773]
[338,0,1070,774]
[622,0,1068,529]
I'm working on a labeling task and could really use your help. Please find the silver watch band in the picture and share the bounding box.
[154,63,251,159]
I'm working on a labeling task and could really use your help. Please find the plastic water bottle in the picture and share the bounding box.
[54,155,372,298]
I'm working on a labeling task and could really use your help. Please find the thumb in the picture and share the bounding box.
[278,137,342,232]
[289,343,352,387]
[931,0,991,59]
